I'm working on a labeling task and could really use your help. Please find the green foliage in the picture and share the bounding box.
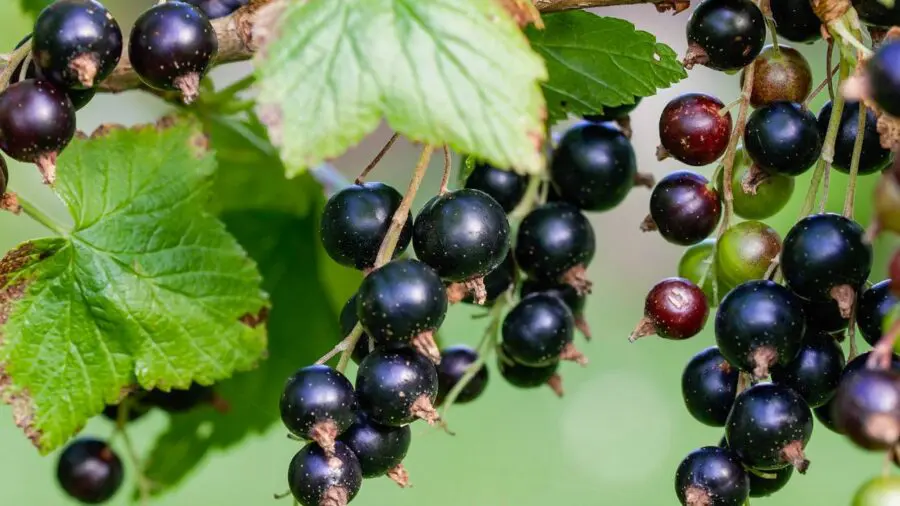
[254,0,548,176]
[0,120,268,453]
[18,0,52,18]
[526,12,687,123]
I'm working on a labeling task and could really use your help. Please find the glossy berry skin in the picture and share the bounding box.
[521,279,585,317]
[771,331,846,407]
[320,182,411,270]
[462,252,515,305]
[770,0,821,43]
[803,297,849,333]
[742,45,812,107]
[725,383,813,471]
[550,121,637,211]
[686,0,765,71]
[338,414,411,478]
[514,203,595,282]
[355,347,438,426]
[853,0,900,27]
[356,259,448,344]
[833,368,900,450]
[781,213,872,301]
[128,2,218,94]
[583,97,641,122]
[649,171,721,246]
[714,220,782,288]
[464,162,527,213]
[716,148,795,220]
[280,365,358,441]
[853,476,900,506]
[659,94,732,166]
[814,399,843,434]
[413,189,510,281]
[643,277,709,340]
[11,36,95,111]
[102,399,151,424]
[436,345,489,405]
[674,446,749,506]
[33,0,122,89]
[858,280,898,347]
[0,79,75,164]
[498,354,560,390]
[744,102,822,176]
[185,0,248,19]
[57,438,124,504]
[818,101,892,175]
[288,442,362,506]
[144,383,214,412]
[715,280,806,378]
[502,293,574,366]
[340,293,373,365]
[681,346,738,427]
[868,42,900,117]
[0,156,8,195]
[678,239,730,306]
[717,438,794,497]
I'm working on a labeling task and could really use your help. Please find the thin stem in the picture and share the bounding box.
[819,160,831,214]
[804,64,839,108]
[17,194,67,236]
[439,145,452,195]
[716,57,755,237]
[843,102,867,218]
[355,132,400,184]
[118,421,152,505]
[0,39,31,92]
[826,41,835,101]
[847,299,859,360]
[374,145,433,265]
[719,98,741,116]
[830,20,874,58]
[508,175,542,222]
[334,323,363,373]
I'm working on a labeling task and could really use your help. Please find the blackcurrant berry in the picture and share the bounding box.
[321,182,411,270]
[742,45,812,107]
[338,413,411,484]
[853,475,900,505]
[715,280,806,379]
[678,239,729,306]
[648,171,721,246]
[502,293,580,366]
[717,438,794,497]
[497,346,564,396]
[549,121,637,211]
[144,383,219,413]
[744,102,822,176]
[32,0,122,89]
[340,293,374,365]
[460,252,515,305]
[288,442,362,506]
[833,368,900,450]
[631,277,709,342]
[520,279,590,338]
[658,94,732,166]
[771,330,846,407]
[845,351,900,376]
[716,148,795,220]
[101,397,151,424]
[57,438,124,504]
[412,188,510,287]
[853,0,900,27]
[583,97,641,122]
[14,35,96,111]
[814,398,843,434]
[280,365,358,454]
[803,297,849,334]
[185,0,248,19]
[356,259,448,362]
[781,213,872,315]
[714,220,782,287]
[674,446,749,506]
[128,1,218,103]
[858,280,897,347]
[514,202,595,294]
[0,79,75,183]
[464,162,527,213]
[684,0,765,71]
[818,101,892,175]
[355,347,439,426]
[681,346,738,427]
[868,41,900,117]
[435,345,489,405]
[770,0,822,43]
[0,155,9,195]
[725,383,813,472]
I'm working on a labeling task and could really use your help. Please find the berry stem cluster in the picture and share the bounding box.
[843,93,867,218]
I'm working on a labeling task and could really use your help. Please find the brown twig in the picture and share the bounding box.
[715,55,755,237]
[439,145,452,195]
[356,132,400,184]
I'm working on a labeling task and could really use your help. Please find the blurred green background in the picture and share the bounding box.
[0,1,896,504]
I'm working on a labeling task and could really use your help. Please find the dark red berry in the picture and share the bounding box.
[464,162,527,213]
[858,280,898,347]
[57,438,124,504]
[771,330,846,407]
[868,41,900,117]
[280,365,358,454]
[514,203,595,293]
[185,0,248,18]
[833,368,900,450]
[632,277,709,342]
[658,94,732,166]
[11,36,95,110]
[742,45,812,107]
[355,347,440,427]
[681,346,738,427]
[771,0,822,43]
[674,446,749,506]
[648,171,721,246]
[817,101,892,175]
[744,102,822,176]
[287,442,362,506]
[502,293,577,366]
[685,0,765,71]
[436,345,489,405]
[583,97,641,122]
[338,413,411,482]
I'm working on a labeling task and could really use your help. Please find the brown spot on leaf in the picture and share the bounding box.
[0,365,40,449]
[496,0,543,28]
[90,123,125,139]
[239,306,269,328]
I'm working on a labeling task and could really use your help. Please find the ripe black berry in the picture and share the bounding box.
[658,94,732,166]
[714,220,782,288]
[681,346,738,427]
[868,41,900,117]
[715,280,806,379]
[549,121,637,211]
[632,277,709,342]
[858,280,898,347]
[814,399,843,434]
[742,45,812,107]
[185,0,248,19]
[781,213,872,316]
[11,36,95,110]
[520,279,590,338]
[338,414,411,484]
[803,297,850,334]
[32,0,122,89]
[413,188,510,288]
[833,368,900,450]
[436,345,488,406]
[744,102,822,176]
[771,331,846,407]
[853,0,900,27]
[648,171,721,246]
[817,101,892,175]
[321,182,411,270]
[717,437,794,497]
[514,202,595,294]
[461,252,515,305]
[497,347,563,396]
[464,162,527,213]
[684,0,765,71]
[0,79,75,183]
[101,397,151,424]
[355,347,440,426]
[288,442,362,506]
[57,438,124,504]
[674,446,749,506]
[340,293,373,365]
[356,259,448,362]
[502,293,579,367]
[280,365,358,455]
[144,383,219,413]
[128,1,218,103]
[583,97,641,122]
[725,383,813,472]
[770,0,821,43]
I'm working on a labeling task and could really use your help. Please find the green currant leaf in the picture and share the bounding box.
[527,11,687,123]
[254,0,548,176]
[18,0,52,18]
[0,119,268,454]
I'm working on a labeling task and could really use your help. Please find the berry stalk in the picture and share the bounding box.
[0,38,31,92]
[842,97,867,218]
[115,411,152,505]
[16,194,67,236]
[356,132,400,184]
[716,54,755,236]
